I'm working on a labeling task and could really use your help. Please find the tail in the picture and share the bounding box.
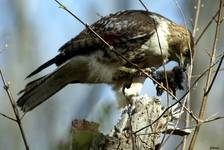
[26,55,63,78]
[18,56,91,112]
[17,69,68,112]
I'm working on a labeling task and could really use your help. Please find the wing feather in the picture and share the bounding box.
[27,10,158,77]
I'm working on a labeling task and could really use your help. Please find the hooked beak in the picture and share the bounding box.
[178,55,187,71]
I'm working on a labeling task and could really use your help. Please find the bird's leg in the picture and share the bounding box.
[123,82,143,97]
[121,79,133,107]
[117,66,153,105]
[118,66,156,76]
[122,79,145,108]
[119,66,138,74]
[114,66,151,108]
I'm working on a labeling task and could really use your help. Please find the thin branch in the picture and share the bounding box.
[174,1,195,149]
[189,1,223,149]
[195,9,222,45]
[174,139,184,150]
[205,112,219,121]
[127,106,136,150]
[134,57,220,134]
[173,0,188,28]
[138,0,148,11]
[53,1,198,123]
[0,69,29,150]
[137,0,170,147]
[136,115,224,136]
[52,5,202,149]
[192,66,224,78]
[52,2,224,150]
[54,1,201,126]
[53,2,182,149]
[53,0,175,100]
[0,112,17,122]
[205,51,224,95]
[192,0,202,37]
[203,116,224,124]
[167,2,193,149]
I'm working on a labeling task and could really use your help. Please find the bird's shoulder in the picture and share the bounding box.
[58,10,172,53]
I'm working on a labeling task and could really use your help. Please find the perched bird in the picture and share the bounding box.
[17,10,194,112]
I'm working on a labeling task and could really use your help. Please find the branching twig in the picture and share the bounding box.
[203,116,224,124]
[189,1,223,149]
[53,0,199,123]
[53,1,223,150]
[135,2,199,149]
[134,57,220,134]
[136,115,224,136]
[169,1,193,149]
[53,0,175,101]
[137,0,171,148]
[53,1,180,149]
[0,112,16,122]
[0,69,29,150]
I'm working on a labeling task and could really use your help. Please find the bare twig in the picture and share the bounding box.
[0,112,16,122]
[137,1,197,148]
[136,115,224,136]
[137,0,171,148]
[195,9,222,45]
[205,52,224,96]
[53,0,176,101]
[127,106,136,150]
[52,2,224,150]
[134,57,220,134]
[138,0,148,11]
[175,0,195,149]
[203,116,224,124]
[173,0,188,28]
[53,1,199,123]
[189,1,223,149]
[54,1,178,149]
[192,0,202,37]
[0,69,29,150]
[170,1,193,149]
[187,115,224,127]
[53,2,201,128]
[51,3,201,149]
[174,139,184,150]
[192,68,224,78]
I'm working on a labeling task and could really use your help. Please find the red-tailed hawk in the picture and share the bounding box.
[17,10,194,112]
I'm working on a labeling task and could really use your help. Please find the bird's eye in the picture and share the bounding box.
[183,49,190,57]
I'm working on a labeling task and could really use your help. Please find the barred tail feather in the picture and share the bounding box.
[18,56,90,112]
[17,70,68,112]
[26,55,62,78]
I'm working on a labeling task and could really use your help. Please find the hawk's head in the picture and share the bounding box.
[167,24,194,68]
